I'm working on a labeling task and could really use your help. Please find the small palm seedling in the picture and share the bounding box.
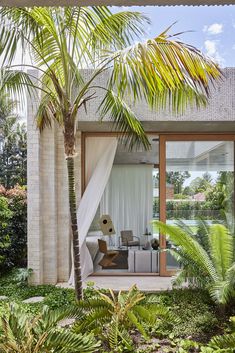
[73,285,177,352]
[154,221,235,305]
[0,304,100,353]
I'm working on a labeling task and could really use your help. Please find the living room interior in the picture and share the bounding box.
[83,133,234,276]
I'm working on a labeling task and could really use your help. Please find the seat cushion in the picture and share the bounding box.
[122,240,139,246]
[107,251,119,256]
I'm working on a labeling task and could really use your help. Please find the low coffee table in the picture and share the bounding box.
[128,249,159,273]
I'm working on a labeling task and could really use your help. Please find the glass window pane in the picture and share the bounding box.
[165,140,234,270]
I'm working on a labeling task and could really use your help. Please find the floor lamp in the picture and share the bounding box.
[99,215,116,247]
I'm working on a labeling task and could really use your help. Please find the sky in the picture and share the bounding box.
[112,5,235,67]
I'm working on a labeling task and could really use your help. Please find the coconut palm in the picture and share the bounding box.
[0,6,221,300]
[155,221,235,305]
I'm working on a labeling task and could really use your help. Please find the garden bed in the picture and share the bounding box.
[0,270,233,352]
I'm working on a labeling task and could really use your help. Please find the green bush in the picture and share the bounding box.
[0,195,12,267]
[166,200,221,220]
[0,185,27,272]
[0,303,100,353]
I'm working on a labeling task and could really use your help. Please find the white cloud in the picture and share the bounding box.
[232,44,235,50]
[204,40,217,56]
[204,40,225,66]
[203,23,223,35]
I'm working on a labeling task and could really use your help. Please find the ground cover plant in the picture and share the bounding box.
[0,270,233,352]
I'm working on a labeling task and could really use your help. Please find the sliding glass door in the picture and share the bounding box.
[83,133,235,276]
[159,135,235,275]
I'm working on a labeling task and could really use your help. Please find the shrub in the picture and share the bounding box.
[0,185,27,272]
[155,221,235,306]
[0,304,100,353]
[74,285,178,352]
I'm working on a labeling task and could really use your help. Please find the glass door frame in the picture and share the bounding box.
[159,133,235,276]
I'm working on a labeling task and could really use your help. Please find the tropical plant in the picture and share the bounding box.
[0,185,27,272]
[73,285,177,351]
[0,6,221,300]
[200,316,235,353]
[0,304,100,353]
[154,221,235,305]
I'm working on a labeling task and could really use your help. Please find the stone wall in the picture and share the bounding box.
[27,88,82,284]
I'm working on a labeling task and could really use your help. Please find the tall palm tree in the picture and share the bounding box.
[0,7,221,300]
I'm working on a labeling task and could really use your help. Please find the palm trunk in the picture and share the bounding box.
[66,156,83,300]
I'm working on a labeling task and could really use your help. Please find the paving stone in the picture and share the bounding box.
[0,296,8,300]
[22,296,45,303]
[58,318,75,327]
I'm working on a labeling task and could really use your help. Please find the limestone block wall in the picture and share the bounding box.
[27,92,82,284]
[77,68,235,124]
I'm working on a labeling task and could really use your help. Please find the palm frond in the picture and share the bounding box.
[210,263,235,304]
[209,333,235,350]
[99,89,150,151]
[0,304,100,353]
[35,93,61,132]
[154,221,219,282]
[127,311,148,340]
[88,10,149,52]
[0,69,36,108]
[45,330,100,353]
[209,225,234,280]
[108,30,221,113]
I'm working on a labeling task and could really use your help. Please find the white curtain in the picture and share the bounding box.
[69,137,118,284]
[100,165,153,245]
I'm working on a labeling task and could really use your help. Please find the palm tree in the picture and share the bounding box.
[0,7,221,300]
[155,221,235,305]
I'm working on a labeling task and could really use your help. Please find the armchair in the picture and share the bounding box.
[120,230,140,249]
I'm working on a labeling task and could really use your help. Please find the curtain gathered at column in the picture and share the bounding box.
[100,165,153,245]
[69,137,118,284]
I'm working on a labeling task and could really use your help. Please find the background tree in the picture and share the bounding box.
[206,172,234,217]
[189,173,213,195]
[0,117,27,188]
[0,93,17,128]
[0,6,221,300]
[166,171,191,194]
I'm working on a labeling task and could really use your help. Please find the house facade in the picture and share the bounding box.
[27,68,235,284]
